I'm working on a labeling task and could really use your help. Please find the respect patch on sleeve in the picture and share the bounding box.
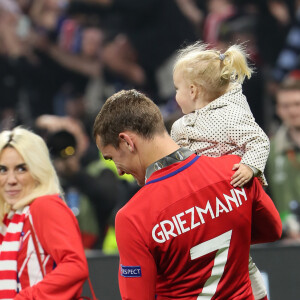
[120,265,142,277]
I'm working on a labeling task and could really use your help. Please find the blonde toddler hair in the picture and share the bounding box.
[173,41,253,98]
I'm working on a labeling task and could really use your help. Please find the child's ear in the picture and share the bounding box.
[190,84,199,101]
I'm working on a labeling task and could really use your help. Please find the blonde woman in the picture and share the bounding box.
[0,127,88,299]
[171,42,270,300]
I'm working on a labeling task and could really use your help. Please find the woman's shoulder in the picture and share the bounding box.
[30,194,66,212]
[29,194,76,228]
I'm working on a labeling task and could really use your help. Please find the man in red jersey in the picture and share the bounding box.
[93,89,282,300]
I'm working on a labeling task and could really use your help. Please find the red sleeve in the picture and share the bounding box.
[115,210,157,300]
[250,179,282,244]
[15,195,89,300]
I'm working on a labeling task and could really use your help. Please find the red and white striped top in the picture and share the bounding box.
[0,194,88,300]
[0,206,29,299]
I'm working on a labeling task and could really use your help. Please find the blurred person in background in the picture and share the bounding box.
[269,0,300,85]
[256,0,294,72]
[0,0,84,124]
[202,0,237,47]
[266,71,300,242]
[0,0,35,130]
[35,115,131,250]
[71,0,197,105]
[45,129,101,249]
[42,24,105,116]
[0,0,97,122]
[262,0,300,125]
[175,0,205,38]
[0,127,88,299]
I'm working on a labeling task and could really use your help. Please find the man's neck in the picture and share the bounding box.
[145,147,195,181]
[139,132,181,169]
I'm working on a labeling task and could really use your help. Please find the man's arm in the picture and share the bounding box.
[250,178,282,244]
[115,210,157,300]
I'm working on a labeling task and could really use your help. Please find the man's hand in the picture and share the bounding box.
[231,163,254,187]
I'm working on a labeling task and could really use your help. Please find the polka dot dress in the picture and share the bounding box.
[171,84,270,185]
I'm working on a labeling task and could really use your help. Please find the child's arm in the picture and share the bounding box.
[227,111,270,186]
[231,163,254,187]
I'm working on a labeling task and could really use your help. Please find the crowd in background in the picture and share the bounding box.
[1,0,300,250]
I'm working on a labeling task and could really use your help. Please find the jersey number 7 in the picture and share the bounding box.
[190,230,232,300]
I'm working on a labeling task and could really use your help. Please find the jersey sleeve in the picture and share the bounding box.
[115,210,157,300]
[15,195,89,300]
[250,179,282,244]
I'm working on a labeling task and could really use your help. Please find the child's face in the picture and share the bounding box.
[173,69,195,114]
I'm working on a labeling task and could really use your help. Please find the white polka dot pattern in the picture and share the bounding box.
[171,84,270,185]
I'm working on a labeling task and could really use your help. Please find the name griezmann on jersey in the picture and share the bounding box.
[152,187,247,244]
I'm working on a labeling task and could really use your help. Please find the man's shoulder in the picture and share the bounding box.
[195,155,241,184]
[116,187,149,216]
[199,154,242,165]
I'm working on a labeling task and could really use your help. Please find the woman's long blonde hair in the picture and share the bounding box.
[0,127,63,221]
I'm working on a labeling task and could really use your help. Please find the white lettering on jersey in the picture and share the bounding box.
[185,207,200,230]
[152,188,247,243]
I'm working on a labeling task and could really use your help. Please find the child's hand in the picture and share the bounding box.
[231,163,254,187]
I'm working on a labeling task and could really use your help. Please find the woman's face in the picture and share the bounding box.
[0,147,36,206]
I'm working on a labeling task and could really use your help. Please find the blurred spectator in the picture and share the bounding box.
[53,86,101,146]
[86,152,139,253]
[46,129,100,249]
[0,0,34,130]
[202,0,237,47]
[266,71,300,242]
[35,115,90,157]
[254,0,297,134]
[269,1,300,86]
[175,0,205,38]
[26,2,108,119]
[256,0,294,70]
[72,0,197,105]
[35,115,127,249]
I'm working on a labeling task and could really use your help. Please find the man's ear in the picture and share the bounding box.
[119,133,135,152]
